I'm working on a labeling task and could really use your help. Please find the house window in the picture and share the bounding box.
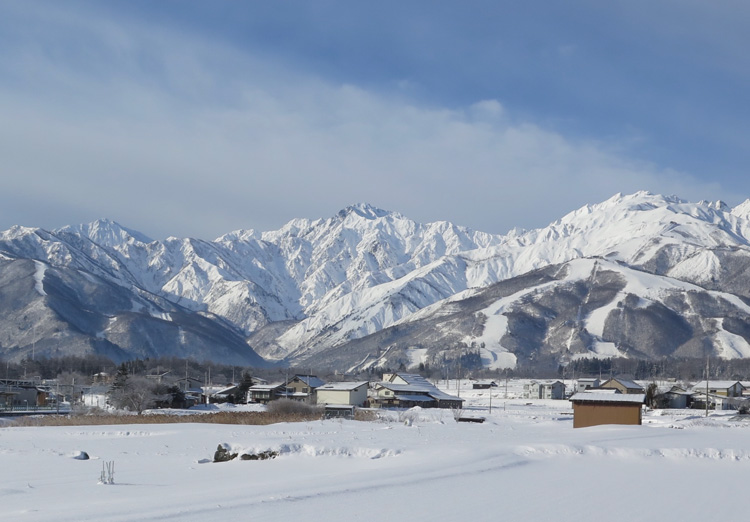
[302,387,309,393]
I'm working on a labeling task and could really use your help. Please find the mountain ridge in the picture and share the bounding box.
[2,191,750,370]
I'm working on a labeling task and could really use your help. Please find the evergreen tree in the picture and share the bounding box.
[112,363,129,391]
[236,372,254,404]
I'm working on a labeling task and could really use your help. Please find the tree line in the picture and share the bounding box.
[4,353,750,390]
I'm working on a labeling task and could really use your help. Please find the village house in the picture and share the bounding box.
[689,391,727,411]
[316,381,369,407]
[575,378,600,393]
[472,380,498,390]
[524,380,566,400]
[284,375,325,402]
[247,383,286,404]
[653,385,692,409]
[689,381,744,397]
[387,373,464,408]
[373,373,463,409]
[173,377,205,393]
[374,382,437,409]
[209,384,241,403]
[598,377,644,395]
[569,391,645,428]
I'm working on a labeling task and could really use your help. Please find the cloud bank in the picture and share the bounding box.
[0,3,725,239]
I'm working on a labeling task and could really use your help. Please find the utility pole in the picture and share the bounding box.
[561,362,565,398]
[457,354,461,398]
[705,357,709,418]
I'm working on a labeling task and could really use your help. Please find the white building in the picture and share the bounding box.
[316,381,369,407]
[524,380,565,400]
[576,378,600,393]
[689,381,744,398]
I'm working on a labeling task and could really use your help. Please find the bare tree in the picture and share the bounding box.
[108,375,159,414]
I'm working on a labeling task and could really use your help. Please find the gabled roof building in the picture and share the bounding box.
[598,378,644,395]
[284,375,326,402]
[316,381,369,407]
[689,381,744,398]
[570,392,645,428]
[374,373,463,409]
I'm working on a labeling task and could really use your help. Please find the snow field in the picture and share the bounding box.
[3,397,750,521]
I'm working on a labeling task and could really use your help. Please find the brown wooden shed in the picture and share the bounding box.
[570,392,645,428]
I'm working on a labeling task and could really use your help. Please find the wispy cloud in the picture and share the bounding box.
[0,3,726,239]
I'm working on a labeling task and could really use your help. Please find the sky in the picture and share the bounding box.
[0,1,748,240]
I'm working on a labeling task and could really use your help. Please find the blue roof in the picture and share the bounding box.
[292,375,325,388]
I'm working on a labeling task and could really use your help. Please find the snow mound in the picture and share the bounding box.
[515,443,750,461]
[217,442,401,461]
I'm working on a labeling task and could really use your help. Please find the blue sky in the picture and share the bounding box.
[0,1,747,239]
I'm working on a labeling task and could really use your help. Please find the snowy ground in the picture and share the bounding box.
[2,388,750,521]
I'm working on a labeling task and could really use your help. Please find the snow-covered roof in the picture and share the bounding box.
[395,394,435,402]
[570,392,645,404]
[690,381,743,391]
[201,385,226,394]
[213,385,239,396]
[318,381,368,391]
[249,383,284,391]
[389,373,433,387]
[292,375,325,388]
[378,380,463,402]
[378,383,432,393]
[428,389,464,402]
[601,378,643,390]
[655,384,689,395]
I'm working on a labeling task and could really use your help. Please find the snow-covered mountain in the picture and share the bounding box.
[314,256,750,374]
[2,192,750,370]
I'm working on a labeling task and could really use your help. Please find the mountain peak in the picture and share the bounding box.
[215,228,260,243]
[57,219,153,245]
[699,199,729,212]
[731,199,750,220]
[338,203,393,221]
